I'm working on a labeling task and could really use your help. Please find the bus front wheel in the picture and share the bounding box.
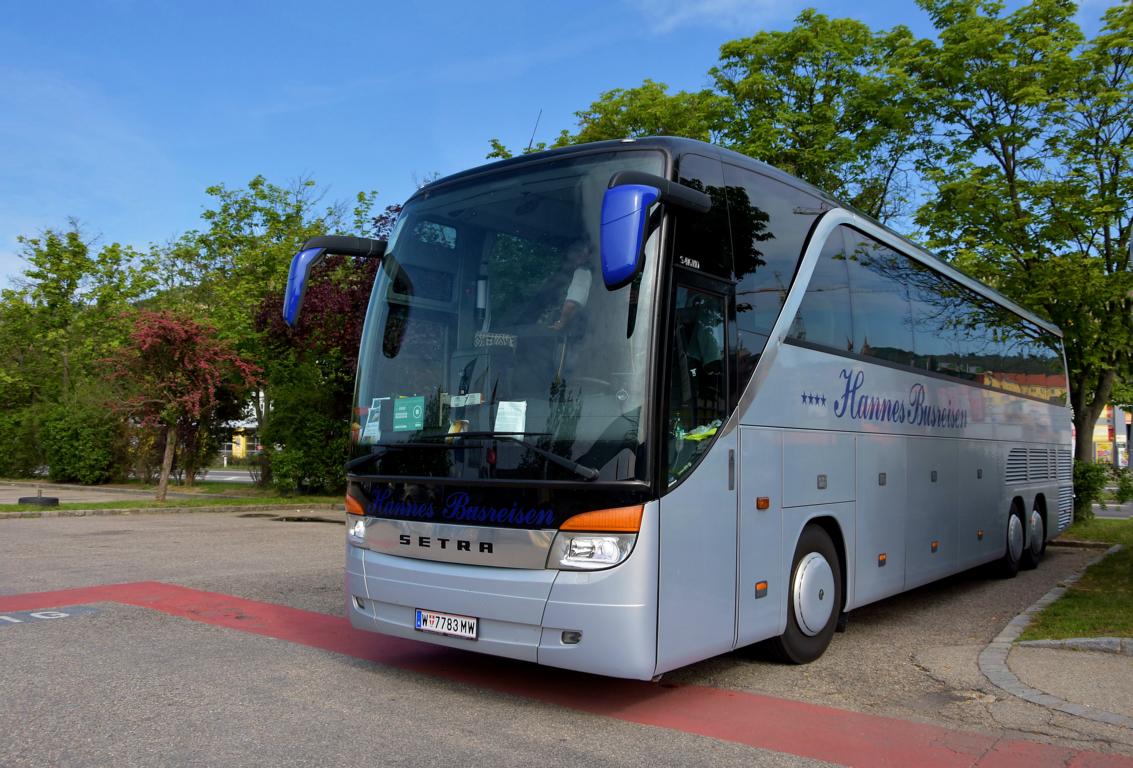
[771,525,843,664]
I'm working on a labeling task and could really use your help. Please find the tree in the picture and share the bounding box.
[911,0,1133,461]
[250,203,401,493]
[109,310,259,501]
[6,224,154,405]
[496,13,930,222]
[712,11,929,221]
[157,177,374,485]
[0,223,154,478]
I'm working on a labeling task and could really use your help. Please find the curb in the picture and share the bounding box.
[0,503,343,520]
[1017,637,1133,656]
[1,480,243,501]
[1047,539,1114,550]
[977,544,1133,729]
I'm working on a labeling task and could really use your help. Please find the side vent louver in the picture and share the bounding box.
[1006,449,1028,485]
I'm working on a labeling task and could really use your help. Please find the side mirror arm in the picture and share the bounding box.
[282,235,387,326]
[608,170,711,213]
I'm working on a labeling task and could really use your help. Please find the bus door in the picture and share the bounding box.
[656,272,737,672]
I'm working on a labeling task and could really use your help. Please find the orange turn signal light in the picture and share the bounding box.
[756,497,770,510]
[345,495,365,516]
[560,504,644,533]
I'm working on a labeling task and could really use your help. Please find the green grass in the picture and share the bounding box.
[1018,518,1133,641]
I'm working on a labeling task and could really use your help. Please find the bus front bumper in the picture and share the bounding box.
[345,539,659,680]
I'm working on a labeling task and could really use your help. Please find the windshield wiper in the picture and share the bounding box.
[455,432,600,481]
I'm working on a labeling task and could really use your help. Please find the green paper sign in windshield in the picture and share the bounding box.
[393,396,425,431]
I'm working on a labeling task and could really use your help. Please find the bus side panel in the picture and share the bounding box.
[851,434,907,609]
[958,441,1002,569]
[735,427,783,647]
[656,430,738,674]
[905,437,959,588]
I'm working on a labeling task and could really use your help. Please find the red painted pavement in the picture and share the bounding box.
[2,581,1129,768]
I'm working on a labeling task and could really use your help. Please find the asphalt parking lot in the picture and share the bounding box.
[1,512,1130,767]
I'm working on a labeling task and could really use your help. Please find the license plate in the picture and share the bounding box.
[414,608,478,640]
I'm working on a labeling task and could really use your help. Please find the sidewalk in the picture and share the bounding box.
[980,543,1133,730]
[0,481,204,505]
[0,481,340,518]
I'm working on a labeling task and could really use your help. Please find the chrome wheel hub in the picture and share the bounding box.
[1008,514,1024,562]
[1028,509,1044,556]
[793,552,835,636]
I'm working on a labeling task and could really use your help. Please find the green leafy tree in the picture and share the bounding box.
[496,14,929,222]
[159,177,377,485]
[712,10,929,221]
[6,225,154,405]
[911,0,1133,461]
[0,224,154,478]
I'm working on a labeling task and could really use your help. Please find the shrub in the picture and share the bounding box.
[1112,466,1133,504]
[40,403,127,485]
[1073,459,1109,522]
[0,406,44,477]
[268,419,349,495]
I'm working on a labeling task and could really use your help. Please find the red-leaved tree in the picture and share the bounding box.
[109,310,260,500]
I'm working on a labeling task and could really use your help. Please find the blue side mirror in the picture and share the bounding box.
[282,235,388,326]
[282,247,327,326]
[600,184,660,289]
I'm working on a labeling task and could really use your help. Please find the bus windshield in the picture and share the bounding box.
[351,149,666,483]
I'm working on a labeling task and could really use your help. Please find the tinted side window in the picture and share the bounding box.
[908,257,980,376]
[675,154,732,279]
[788,230,852,351]
[723,165,823,339]
[842,228,915,366]
[723,165,823,392]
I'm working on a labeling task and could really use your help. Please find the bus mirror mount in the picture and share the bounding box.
[282,235,387,326]
[600,172,711,290]
[600,184,659,289]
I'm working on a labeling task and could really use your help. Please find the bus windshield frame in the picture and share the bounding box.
[349,148,668,491]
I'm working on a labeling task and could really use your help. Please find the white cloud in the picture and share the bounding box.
[624,0,804,34]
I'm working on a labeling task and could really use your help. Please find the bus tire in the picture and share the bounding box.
[1020,505,1046,570]
[997,503,1025,579]
[771,525,842,664]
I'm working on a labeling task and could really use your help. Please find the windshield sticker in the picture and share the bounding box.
[393,396,426,432]
[450,393,482,408]
[361,397,388,443]
[473,331,517,350]
[494,400,527,434]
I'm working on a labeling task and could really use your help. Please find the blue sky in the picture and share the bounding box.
[0,0,1110,285]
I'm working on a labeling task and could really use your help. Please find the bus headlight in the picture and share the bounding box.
[549,532,636,570]
[348,518,367,543]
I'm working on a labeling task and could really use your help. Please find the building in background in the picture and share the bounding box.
[1091,405,1129,467]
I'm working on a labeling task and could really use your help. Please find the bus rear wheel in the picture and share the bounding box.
[771,525,842,664]
[1020,506,1046,570]
[997,503,1025,578]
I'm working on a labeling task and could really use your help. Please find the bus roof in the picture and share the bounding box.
[412,137,1061,339]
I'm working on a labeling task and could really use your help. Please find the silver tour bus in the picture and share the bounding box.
[283,138,1071,680]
